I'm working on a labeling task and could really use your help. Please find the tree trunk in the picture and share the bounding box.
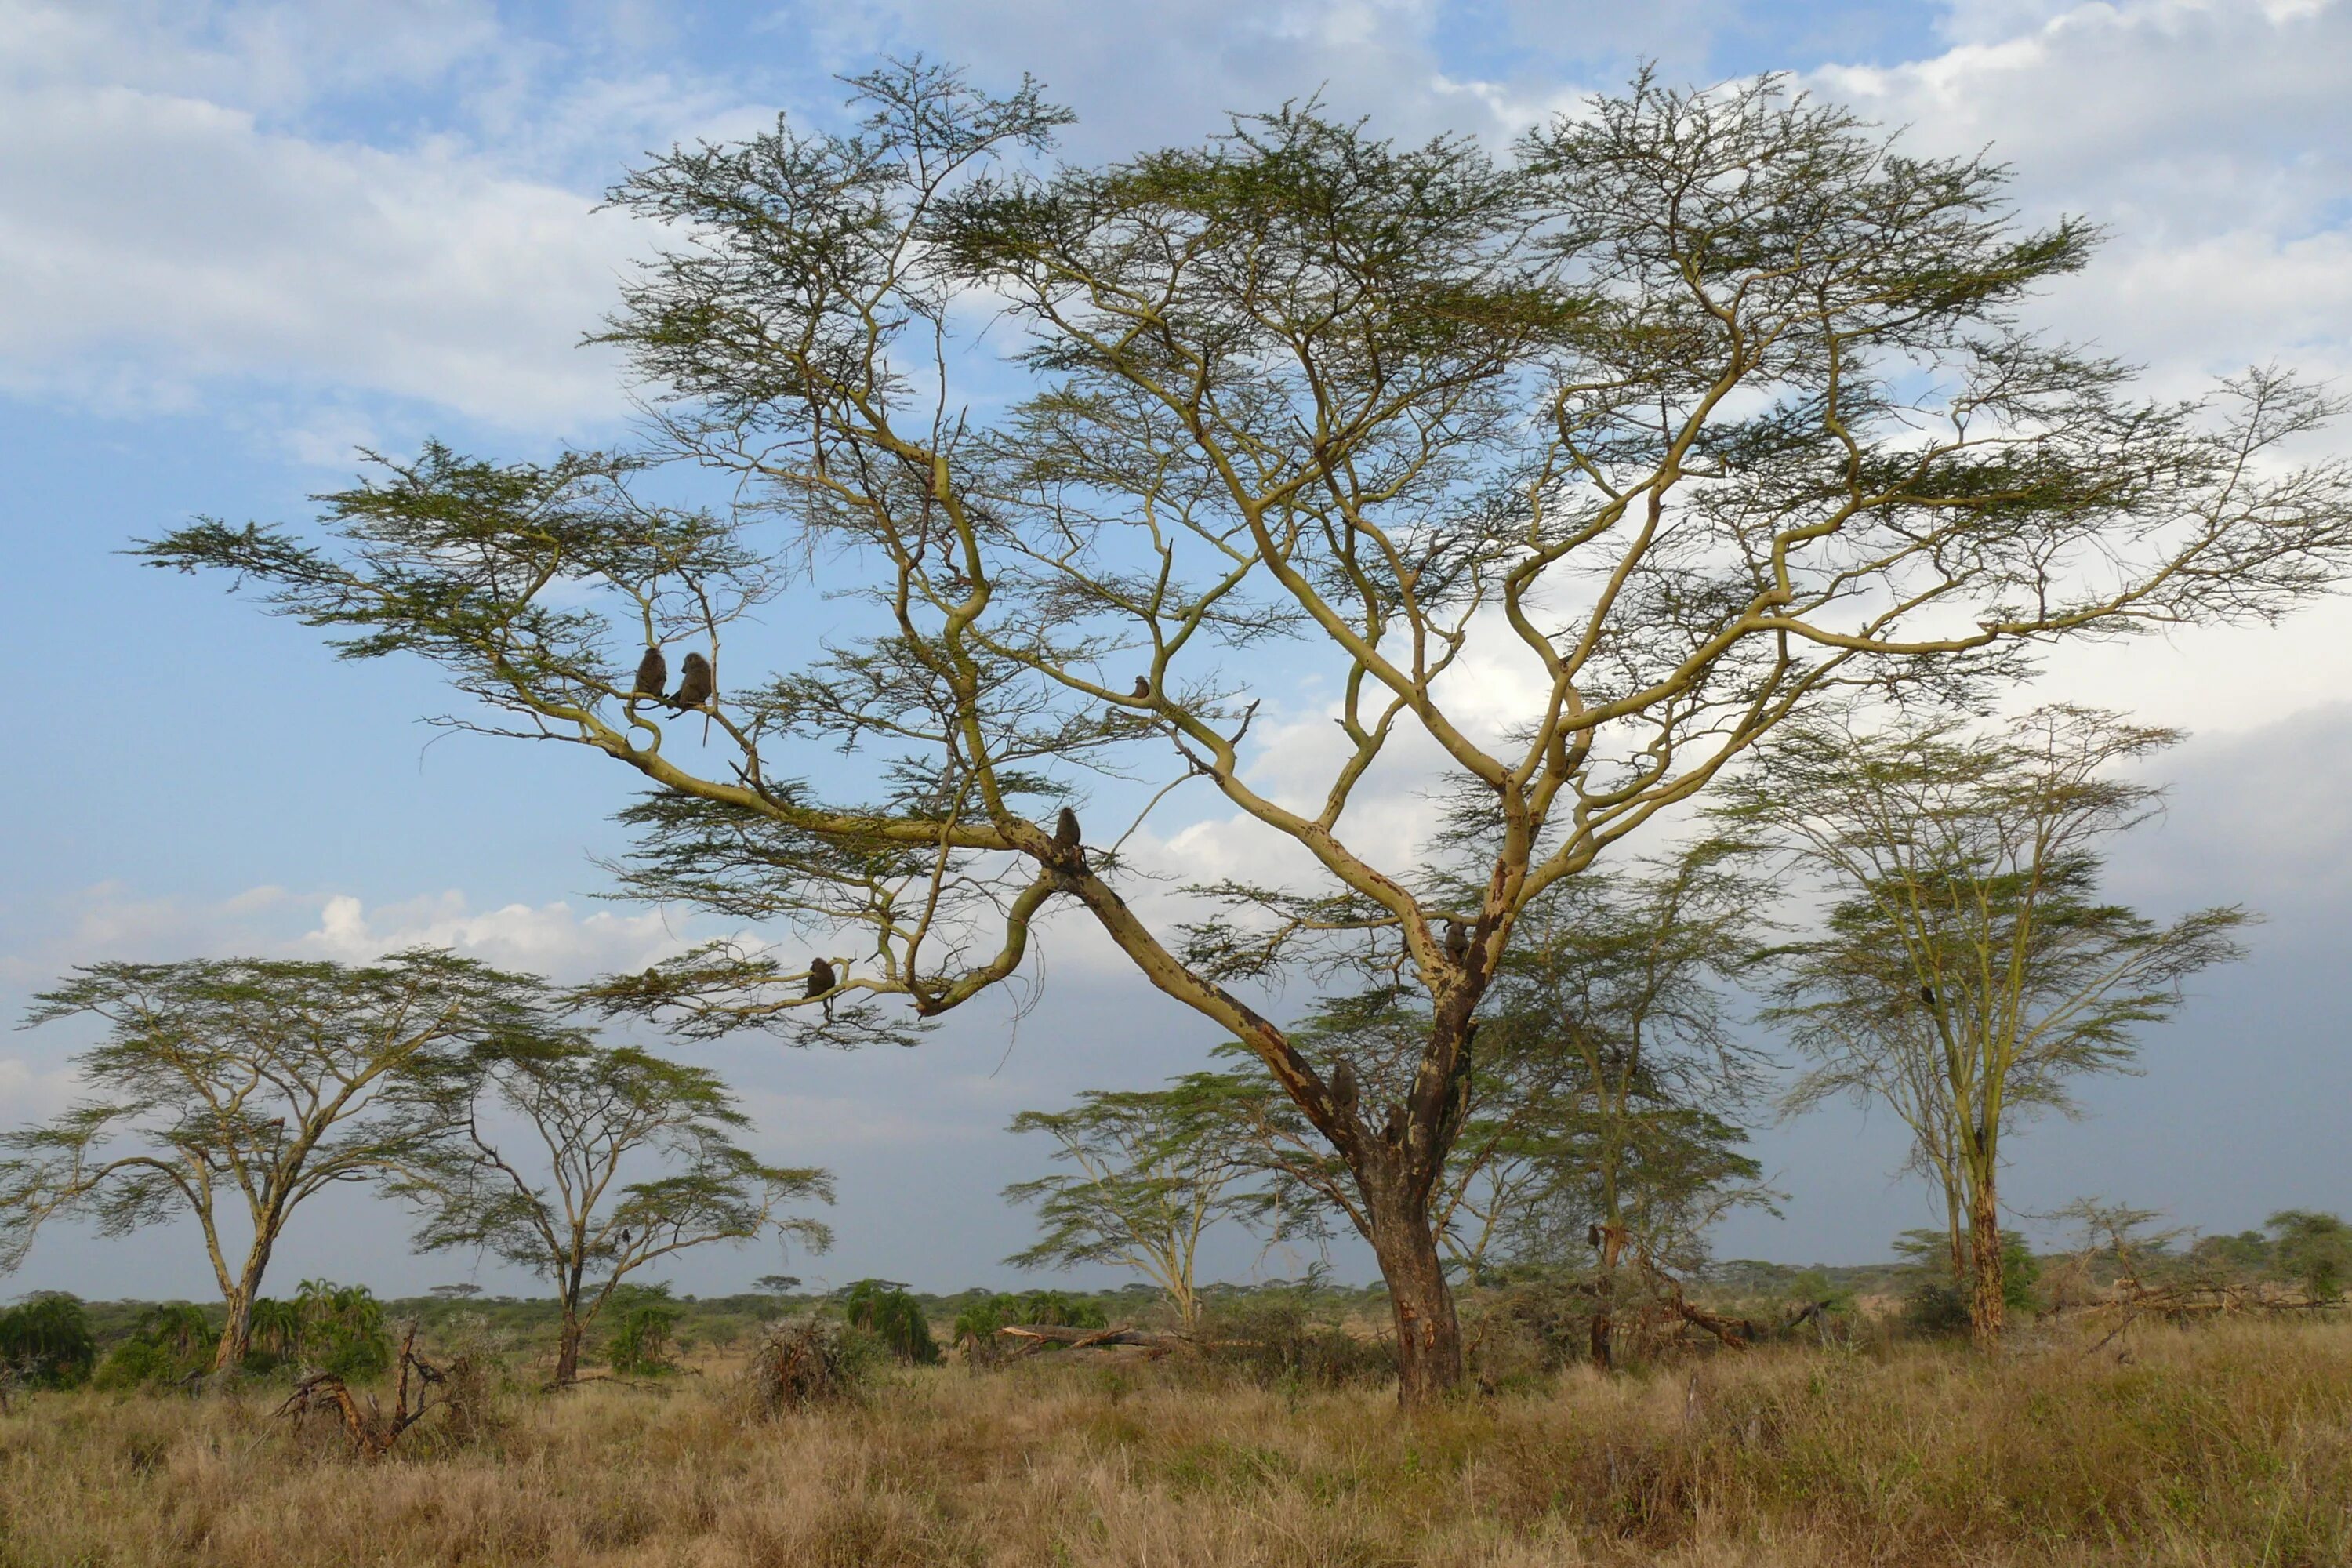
[212,1244,274,1373]
[212,1290,252,1374]
[1944,1180,1969,1287]
[1590,1226,1623,1370]
[1365,1192,1461,1407]
[555,1310,584,1385]
[1967,1178,2005,1348]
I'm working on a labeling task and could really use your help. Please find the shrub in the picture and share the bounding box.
[134,1302,212,1361]
[608,1303,683,1376]
[1465,1278,1592,1381]
[295,1280,393,1378]
[243,1298,303,1370]
[0,1294,96,1388]
[1896,1231,2040,1334]
[93,1338,182,1392]
[1999,1232,2042,1312]
[91,1302,213,1388]
[1200,1289,1392,1389]
[741,1315,876,1415]
[2268,1210,2351,1301]
[1903,1279,1971,1337]
[840,1279,941,1364]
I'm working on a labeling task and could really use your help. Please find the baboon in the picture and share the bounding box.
[631,645,667,700]
[1131,676,1150,699]
[1920,985,1938,1007]
[1328,1058,1358,1114]
[1054,806,1084,867]
[806,956,838,1020]
[668,652,714,711]
[1444,918,1470,964]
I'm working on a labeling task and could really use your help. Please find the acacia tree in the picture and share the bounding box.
[140,64,2352,1401]
[1731,707,2250,1346]
[402,1033,833,1384]
[1475,854,1773,1363]
[0,953,535,1372]
[1005,1074,1297,1332]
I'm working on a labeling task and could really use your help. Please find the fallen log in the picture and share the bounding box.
[993,1323,1192,1356]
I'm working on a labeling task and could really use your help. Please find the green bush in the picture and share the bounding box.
[243,1297,303,1370]
[1896,1230,2039,1334]
[295,1280,393,1378]
[89,1301,214,1388]
[1902,1279,1971,1337]
[2268,1210,2351,1301]
[608,1303,683,1376]
[93,1338,183,1391]
[0,1294,96,1388]
[1999,1232,2042,1312]
[840,1280,940,1365]
[1200,1289,1392,1389]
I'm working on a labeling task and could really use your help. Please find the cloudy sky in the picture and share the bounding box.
[2,0,2348,1302]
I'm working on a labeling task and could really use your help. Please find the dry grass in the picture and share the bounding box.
[3,1319,2349,1566]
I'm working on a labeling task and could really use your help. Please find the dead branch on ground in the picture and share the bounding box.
[274,1323,447,1457]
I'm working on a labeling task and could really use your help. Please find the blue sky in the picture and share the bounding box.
[3,0,2350,1302]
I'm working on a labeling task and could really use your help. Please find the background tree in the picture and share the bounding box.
[143,64,2352,1401]
[403,1031,833,1385]
[1732,706,2251,1346]
[1004,1074,1299,1332]
[0,952,535,1373]
[1473,852,1773,1364]
[2267,1210,2350,1302]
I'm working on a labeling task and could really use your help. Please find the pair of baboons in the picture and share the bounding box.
[630,646,713,712]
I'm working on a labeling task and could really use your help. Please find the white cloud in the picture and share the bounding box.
[0,882,700,995]
[1812,1,2352,386]
[292,889,689,977]
[0,80,643,432]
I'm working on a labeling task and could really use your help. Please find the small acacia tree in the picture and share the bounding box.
[1473,853,1773,1363]
[2267,1210,2351,1302]
[402,1032,833,1384]
[1732,707,2250,1346]
[140,64,2352,1400]
[1005,1074,1297,1331]
[0,952,535,1372]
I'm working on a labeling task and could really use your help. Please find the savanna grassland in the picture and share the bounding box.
[5,1318,2350,1568]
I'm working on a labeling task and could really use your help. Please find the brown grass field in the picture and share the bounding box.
[3,1319,2349,1567]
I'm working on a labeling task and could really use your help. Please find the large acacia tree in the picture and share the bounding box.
[142,64,2352,1401]
[0,953,539,1373]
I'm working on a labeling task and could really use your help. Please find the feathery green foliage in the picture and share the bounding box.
[1,952,550,1372]
[840,1280,940,1365]
[0,1294,96,1388]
